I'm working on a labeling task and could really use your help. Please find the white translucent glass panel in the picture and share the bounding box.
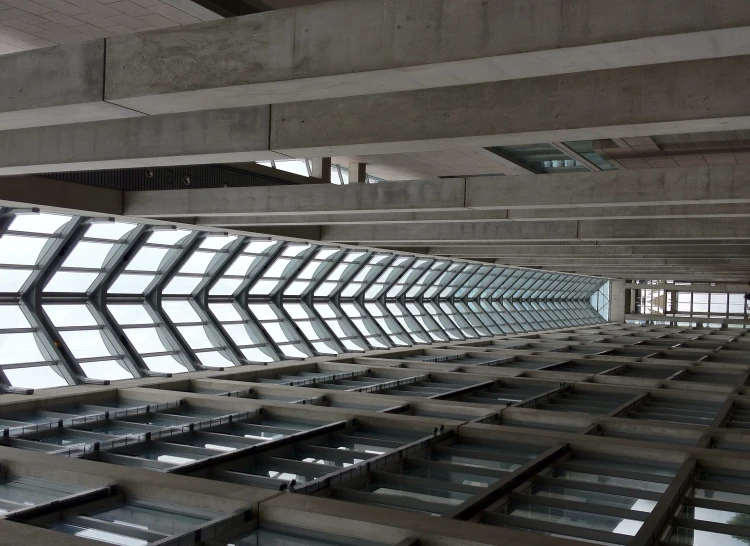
[62,242,113,269]
[245,241,276,254]
[200,235,237,250]
[313,302,367,352]
[108,274,155,295]
[729,293,747,314]
[0,270,32,293]
[208,303,242,322]
[126,247,170,272]
[0,304,65,389]
[0,305,29,329]
[123,328,170,354]
[79,361,133,380]
[385,302,430,344]
[143,355,187,374]
[0,236,48,265]
[207,303,276,363]
[197,351,234,368]
[284,303,338,355]
[59,330,113,359]
[180,251,215,274]
[147,230,192,246]
[345,316,389,349]
[162,300,202,324]
[210,278,244,295]
[5,367,67,389]
[364,303,410,346]
[274,159,309,177]
[108,305,154,325]
[177,326,215,349]
[330,166,342,184]
[0,333,45,364]
[44,305,98,327]
[163,276,202,295]
[8,213,71,234]
[248,303,310,358]
[43,272,99,293]
[85,222,136,240]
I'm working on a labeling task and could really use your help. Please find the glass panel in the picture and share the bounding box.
[85,222,136,240]
[126,247,169,272]
[0,307,29,330]
[108,274,154,294]
[163,276,202,295]
[80,360,133,380]
[0,236,48,265]
[180,251,214,274]
[0,269,32,292]
[162,301,201,323]
[143,356,188,374]
[5,366,67,389]
[62,242,113,269]
[44,272,99,293]
[60,330,112,359]
[147,230,192,245]
[44,305,98,327]
[0,333,45,364]
[108,305,154,325]
[9,213,71,234]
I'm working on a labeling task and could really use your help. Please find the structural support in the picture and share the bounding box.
[6,0,750,126]
[5,55,750,173]
[311,158,332,183]
[347,162,367,183]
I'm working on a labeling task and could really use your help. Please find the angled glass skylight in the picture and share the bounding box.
[0,207,606,391]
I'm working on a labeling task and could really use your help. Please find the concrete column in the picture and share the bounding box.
[609,280,626,323]
[347,162,367,183]
[311,157,332,183]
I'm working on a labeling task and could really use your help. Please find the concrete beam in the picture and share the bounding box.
[271,56,750,156]
[494,258,750,267]
[318,219,750,244]
[125,177,466,218]
[0,41,142,131]
[626,314,750,326]
[420,245,750,258]
[0,107,283,175]
[627,282,750,293]
[0,176,122,215]
[6,52,750,173]
[3,0,741,123]
[121,166,750,218]
[172,202,750,227]
[610,280,626,322]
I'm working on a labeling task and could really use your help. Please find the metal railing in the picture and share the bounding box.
[294,429,454,495]
[350,375,430,394]
[153,509,252,546]
[3,401,183,438]
[47,410,261,458]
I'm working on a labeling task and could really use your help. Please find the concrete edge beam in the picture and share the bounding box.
[270,56,750,156]
[0,176,122,215]
[0,40,143,132]
[118,166,750,218]
[7,0,750,127]
[186,203,750,227]
[318,218,750,244]
[0,107,280,176]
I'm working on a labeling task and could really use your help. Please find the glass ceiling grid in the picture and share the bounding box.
[0,209,605,390]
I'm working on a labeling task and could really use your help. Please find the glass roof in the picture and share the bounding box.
[0,208,606,391]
